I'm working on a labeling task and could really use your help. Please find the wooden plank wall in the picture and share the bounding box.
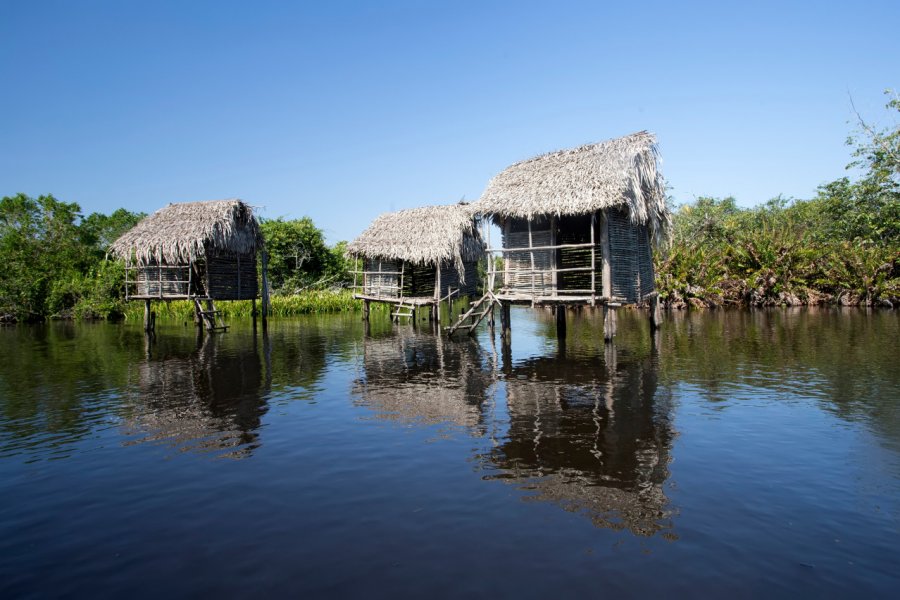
[607,209,654,303]
[206,250,259,300]
[502,218,553,295]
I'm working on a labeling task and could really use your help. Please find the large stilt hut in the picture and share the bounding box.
[471,131,670,340]
[347,203,484,324]
[110,199,268,332]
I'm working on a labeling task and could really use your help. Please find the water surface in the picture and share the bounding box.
[1,308,898,597]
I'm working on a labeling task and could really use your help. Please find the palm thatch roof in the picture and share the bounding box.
[475,131,670,241]
[110,199,263,265]
[346,203,484,274]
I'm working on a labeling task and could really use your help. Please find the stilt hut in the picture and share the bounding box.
[470,131,670,340]
[347,203,484,323]
[110,199,267,331]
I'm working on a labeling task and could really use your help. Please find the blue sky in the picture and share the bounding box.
[1,0,898,243]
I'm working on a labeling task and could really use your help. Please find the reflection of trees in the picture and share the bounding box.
[352,328,492,435]
[0,323,139,460]
[660,309,900,451]
[123,331,269,458]
[481,348,676,537]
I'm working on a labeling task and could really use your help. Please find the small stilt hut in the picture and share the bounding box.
[110,199,268,332]
[472,131,670,340]
[347,203,484,323]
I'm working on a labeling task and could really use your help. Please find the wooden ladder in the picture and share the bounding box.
[446,292,498,337]
[391,299,414,322]
[194,298,229,332]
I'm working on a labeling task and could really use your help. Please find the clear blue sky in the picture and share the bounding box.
[2,0,898,243]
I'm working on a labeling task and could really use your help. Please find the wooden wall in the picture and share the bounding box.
[205,249,259,300]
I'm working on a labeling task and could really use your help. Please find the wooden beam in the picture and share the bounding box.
[600,209,611,298]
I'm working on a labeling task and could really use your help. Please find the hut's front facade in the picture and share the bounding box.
[474,131,669,308]
[110,199,266,330]
[347,204,484,320]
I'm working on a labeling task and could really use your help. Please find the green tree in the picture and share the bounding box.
[259,217,334,291]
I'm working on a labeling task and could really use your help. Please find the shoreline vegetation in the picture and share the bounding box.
[2,93,897,323]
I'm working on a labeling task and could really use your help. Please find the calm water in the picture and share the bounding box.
[1,308,898,597]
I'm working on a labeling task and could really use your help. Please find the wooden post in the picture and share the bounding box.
[556,304,566,341]
[144,300,152,332]
[590,213,597,304]
[649,293,661,331]
[363,299,370,322]
[527,219,535,297]
[599,209,611,300]
[261,250,269,332]
[501,301,511,343]
[603,304,617,342]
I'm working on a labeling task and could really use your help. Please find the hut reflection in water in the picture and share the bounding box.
[123,332,270,458]
[352,328,493,437]
[482,344,676,537]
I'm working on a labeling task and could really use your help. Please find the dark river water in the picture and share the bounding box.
[1,308,898,598]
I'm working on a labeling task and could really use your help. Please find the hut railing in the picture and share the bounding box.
[125,263,193,299]
[484,240,601,299]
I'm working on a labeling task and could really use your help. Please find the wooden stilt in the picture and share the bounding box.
[261,250,269,333]
[649,294,661,331]
[144,300,152,333]
[603,304,617,342]
[363,299,370,322]
[556,304,566,340]
[501,302,511,343]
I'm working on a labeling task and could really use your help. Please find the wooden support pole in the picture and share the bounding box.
[649,294,661,331]
[590,213,597,304]
[556,304,567,341]
[261,250,269,332]
[501,302,511,343]
[603,305,617,342]
[363,299,370,322]
[144,300,152,332]
[600,209,611,299]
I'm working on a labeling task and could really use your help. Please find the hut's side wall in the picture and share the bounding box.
[502,217,553,295]
[206,250,258,300]
[131,261,191,299]
[438,260,479,299]
[556,213,601,293]
[363,258,400,298]
[607,209,655,303]
[401,262,436,298]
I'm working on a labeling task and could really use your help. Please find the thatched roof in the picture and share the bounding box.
[110,199,263,265]
[475,131,670,241]
[346,203,484,273]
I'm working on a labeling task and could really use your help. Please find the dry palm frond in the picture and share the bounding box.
[347,203,483,275]
[475,131,671,243]
[110,199,263,264]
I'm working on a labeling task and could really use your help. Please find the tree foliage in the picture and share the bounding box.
[656,93,900,308]
[0,194,143,321]
[259,217,352,293]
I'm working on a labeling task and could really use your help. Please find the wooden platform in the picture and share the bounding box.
[353,294,437,307]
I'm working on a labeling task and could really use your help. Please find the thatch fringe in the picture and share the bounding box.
[110,199,264,265]
[347,203,484,276]
[475,131,671,243]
